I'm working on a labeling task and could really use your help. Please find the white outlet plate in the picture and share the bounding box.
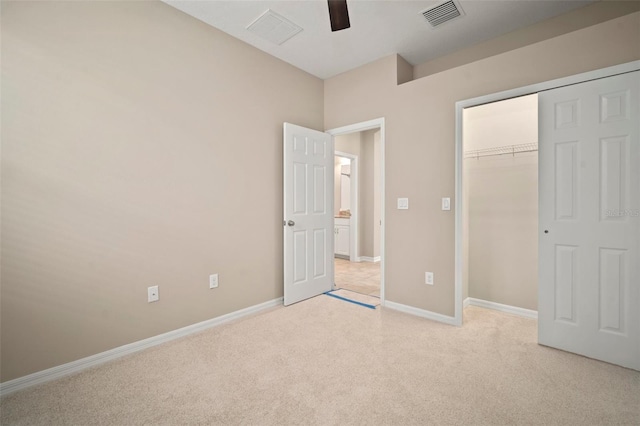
[442,197,451,211]
[209,273,219,289]
[425,272,434,285]
[148,285,159,302]
[397,198,409,210]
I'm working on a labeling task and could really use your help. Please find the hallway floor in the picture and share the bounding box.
[334,258,380,297]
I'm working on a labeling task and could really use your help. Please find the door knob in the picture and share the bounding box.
[287,220,295,226]
[544,230,549,234]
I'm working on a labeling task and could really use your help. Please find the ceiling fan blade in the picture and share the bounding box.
[327,0,350,32]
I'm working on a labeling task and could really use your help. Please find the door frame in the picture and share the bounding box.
[454,60,640,327]
[334,150,359,262]
[327,118,386,304]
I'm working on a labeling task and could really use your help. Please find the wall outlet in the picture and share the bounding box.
[209,273,219,289]
[148,285,159,303]
[425,272,434,285]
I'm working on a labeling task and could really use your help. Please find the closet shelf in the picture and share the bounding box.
[464,142,538,159]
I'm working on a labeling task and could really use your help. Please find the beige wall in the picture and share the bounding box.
[0,1,323,382]
[359,129,377,259]
[464,95,538,310]
[373,131,382,258]
[466,153,538,310]
[397,55,414,85]
[325,11,640,317]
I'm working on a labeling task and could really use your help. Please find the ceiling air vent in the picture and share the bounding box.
[420,0,465,28]
[246,9,303,45]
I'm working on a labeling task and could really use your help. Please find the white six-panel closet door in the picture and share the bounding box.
[538,71,639,371]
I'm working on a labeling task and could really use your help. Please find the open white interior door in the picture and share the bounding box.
[283,123,334,306]
[539,71,639,370]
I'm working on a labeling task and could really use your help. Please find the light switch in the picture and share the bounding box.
[397,198,409,210]
[442,197,451,211]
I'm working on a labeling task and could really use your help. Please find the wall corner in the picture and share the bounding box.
[396,54,414,85]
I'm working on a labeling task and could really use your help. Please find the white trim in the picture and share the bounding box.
[384,300,458,326]
[463,297,471,308]
[327,118,386,304]
[0,297,283,397]
[454,60,640,328]
[334,150,358,262]
[327,118,384,134]
[359,256,381,263]
[465,298,538,320]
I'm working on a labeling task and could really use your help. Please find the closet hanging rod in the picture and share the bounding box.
[464,142,538,160]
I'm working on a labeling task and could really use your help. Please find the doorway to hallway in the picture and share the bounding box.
[328,118,385,303]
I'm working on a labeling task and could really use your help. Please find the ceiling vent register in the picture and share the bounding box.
[420,0,465,28]
[247,9,303,45]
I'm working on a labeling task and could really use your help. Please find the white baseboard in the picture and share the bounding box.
[0,297,283,397]
[384,300,458,326]
[359,256,381,263]
[464,297,538,319]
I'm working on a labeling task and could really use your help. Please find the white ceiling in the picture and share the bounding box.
[163,0,595,79]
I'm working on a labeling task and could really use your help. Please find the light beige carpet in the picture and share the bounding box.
[1,296,639,425]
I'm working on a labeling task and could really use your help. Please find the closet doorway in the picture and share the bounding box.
[455,62,639,369]
[462,94,539,317]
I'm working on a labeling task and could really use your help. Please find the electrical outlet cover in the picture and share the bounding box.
[148,285,159,302]
[209,274,219,289]
[425,272,434,285]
